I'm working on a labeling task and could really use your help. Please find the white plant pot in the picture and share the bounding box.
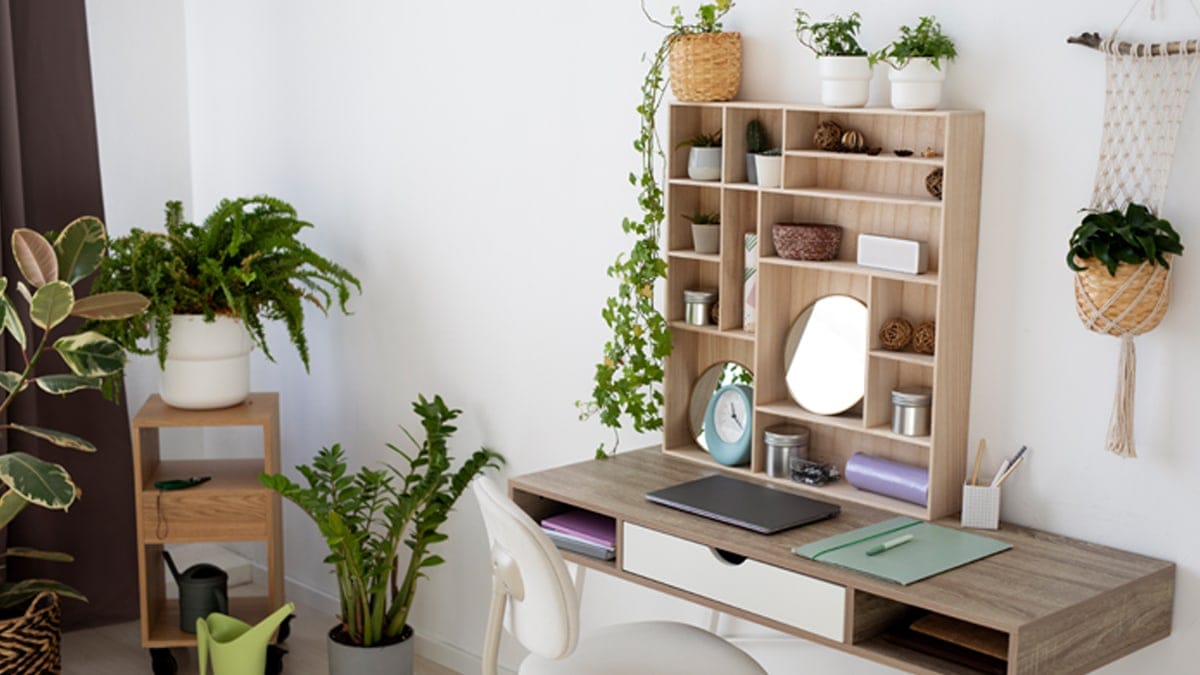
[691,223,720,254]
[754,155,783,189]
[160,314,254,410]
[888,58,947,110]
[687,147,722,181]
[817,56,872,108]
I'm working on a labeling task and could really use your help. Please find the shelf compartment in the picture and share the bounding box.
[142,460,271,543]
[669,105,724,181]
[783,155,946,204]
[144,595,273,648]
[852,591,1009,675]
[756,401,931,448]
[723,106,784,184]
[667,183,722,254]
[784,109,946,159]
[663,330,755,455]
[864,358,935,433]
[665,257,720,325]
[720,189,759,330]
[868,277,939,361]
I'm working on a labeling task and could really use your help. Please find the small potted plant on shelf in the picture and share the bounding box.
[755,148,784,188]
[261,395,504,675]
[0,218,148,672]
[679,129,723,181]
[745,119,767,184]
[644,0,740,102]
[89,196,361,410]
[874,16,957,110]
[794,10,874,108]
[683,210,721,254]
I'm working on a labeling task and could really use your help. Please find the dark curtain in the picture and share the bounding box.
[0,0,138,629]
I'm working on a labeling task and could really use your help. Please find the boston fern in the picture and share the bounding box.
[261,395,504,647]
[1067,202,1183,276]
[89,196,360,370]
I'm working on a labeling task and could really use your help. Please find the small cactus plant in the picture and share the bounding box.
[746,119,768,154]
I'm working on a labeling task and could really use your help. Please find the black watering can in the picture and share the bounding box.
[163,551,228,633]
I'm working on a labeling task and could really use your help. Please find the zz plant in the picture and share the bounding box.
[794,10,870,58]
[89,196,360,370]
[578,1,733,457]
[261,395,503,647]
[1067,202,1183,276]
[0,217,149,609]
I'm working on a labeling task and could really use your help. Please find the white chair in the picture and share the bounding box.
[473,477,768,675]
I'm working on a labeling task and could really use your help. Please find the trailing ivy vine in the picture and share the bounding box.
[578,1,733,458]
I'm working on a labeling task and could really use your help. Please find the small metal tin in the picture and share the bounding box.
[684,290,718,326]
[891,386,932,436]
[764,425,810,478]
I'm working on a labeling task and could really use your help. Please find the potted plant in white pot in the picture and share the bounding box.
[745,119,768,184]
[88,196,360,409]
[261,395,504,675]
[683,210,721,254]
[0,217,148,671]
[679,129,723,181]
[874,16,957,110]
[755,148,784,188]
[794,10,874,108]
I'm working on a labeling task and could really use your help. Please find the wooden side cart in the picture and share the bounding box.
[130,393,285,673]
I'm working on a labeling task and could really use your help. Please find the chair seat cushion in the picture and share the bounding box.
[519,620,767,675]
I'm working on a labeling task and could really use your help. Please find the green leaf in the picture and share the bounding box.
[53,331,126,377]
[70,291,150,320]
[0,490,29,529]
[12,229,59,288]
[29,281,75,330]
[0,579,87,607]
[0,452,78,510]
[8,424,96,453]
[0,371,25,394]
[2,547,74,563]
[53,216,107,285]
[2,292,25,351]
[35,374,102,395]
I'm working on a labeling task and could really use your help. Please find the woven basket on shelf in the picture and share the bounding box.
[1073,256,1171,336]
[772,223,842,261]
[0,591,62,674]
[669,32,742,102]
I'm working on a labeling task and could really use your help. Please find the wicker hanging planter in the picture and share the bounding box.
[0,591,63,674]
[1073,256,1171,336]
[669,32,742,102]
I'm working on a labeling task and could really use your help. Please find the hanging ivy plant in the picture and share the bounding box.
[577,1,734,458]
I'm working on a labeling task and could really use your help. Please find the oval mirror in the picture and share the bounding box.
[689,361,753,451]
[784,295,867,415]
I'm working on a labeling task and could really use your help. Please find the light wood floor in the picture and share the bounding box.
[61,602,460,675]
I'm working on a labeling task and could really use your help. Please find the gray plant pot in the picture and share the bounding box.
[691,223,721,254]
[745,153,758,184]
[686,147,722,181]
[328,625,414,675]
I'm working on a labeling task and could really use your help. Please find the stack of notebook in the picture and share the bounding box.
[540,509,616,561]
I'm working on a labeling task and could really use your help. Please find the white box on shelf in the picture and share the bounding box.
[857,234,928,275]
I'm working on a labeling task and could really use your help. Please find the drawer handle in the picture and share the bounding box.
[710,548,747,566]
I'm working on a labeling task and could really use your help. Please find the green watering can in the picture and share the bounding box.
[196,602,295,675]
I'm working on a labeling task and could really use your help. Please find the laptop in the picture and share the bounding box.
[646,474,840,534]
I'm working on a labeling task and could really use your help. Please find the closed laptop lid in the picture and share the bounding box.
[646,474,840,534]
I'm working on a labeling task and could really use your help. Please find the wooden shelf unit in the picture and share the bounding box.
[131,393,285,648]
[664,103,984,520]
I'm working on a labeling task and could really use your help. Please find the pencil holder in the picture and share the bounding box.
[960,484,1000,530]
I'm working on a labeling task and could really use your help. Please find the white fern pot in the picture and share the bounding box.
[817,56,872,108]
[755,154,783,189]
[160,314,254,410]
[691,223,721,254]
[687,147,722,181]
[888,58,947,110]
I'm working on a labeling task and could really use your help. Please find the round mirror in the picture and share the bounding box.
[689,361,753,450]
[784,295,867,415]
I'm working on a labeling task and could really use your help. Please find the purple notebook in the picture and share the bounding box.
[541,510,616,548]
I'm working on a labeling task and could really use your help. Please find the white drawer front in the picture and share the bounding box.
[622,523,846,642]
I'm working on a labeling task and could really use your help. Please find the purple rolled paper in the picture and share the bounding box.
[844,452,929,506]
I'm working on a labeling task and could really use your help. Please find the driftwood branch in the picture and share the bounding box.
[1068,31,1200,56]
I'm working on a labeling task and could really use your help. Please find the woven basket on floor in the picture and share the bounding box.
[1073,256,1171,336]
[772,223,842,261]
[669,32,742,102]
[0,591,62,675]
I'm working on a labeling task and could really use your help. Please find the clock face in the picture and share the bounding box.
[713,388,749,443]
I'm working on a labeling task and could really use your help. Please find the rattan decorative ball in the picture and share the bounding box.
[879,318,913,351]
[840,130,865,153]
[813,121,843,151]
[926,168,944,200]
[913,321,936,355]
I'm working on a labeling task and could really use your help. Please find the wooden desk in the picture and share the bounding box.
[509,449,1173,674]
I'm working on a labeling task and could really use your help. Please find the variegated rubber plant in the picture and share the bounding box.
[0,217,148,609]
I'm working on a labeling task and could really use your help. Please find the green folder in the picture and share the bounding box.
[793,517,1012,585]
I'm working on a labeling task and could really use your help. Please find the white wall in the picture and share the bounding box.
[86,1,1200,672]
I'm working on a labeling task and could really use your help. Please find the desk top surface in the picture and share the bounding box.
[510,448,1173,633]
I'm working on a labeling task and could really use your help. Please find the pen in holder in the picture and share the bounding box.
[960,484,1000,530]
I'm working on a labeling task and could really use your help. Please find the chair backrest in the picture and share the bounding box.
[473,477,580,660]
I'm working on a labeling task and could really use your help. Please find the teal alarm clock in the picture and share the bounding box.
[704,384,754,466]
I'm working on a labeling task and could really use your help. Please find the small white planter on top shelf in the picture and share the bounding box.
[888,57,947,110]
[818,56,872,107]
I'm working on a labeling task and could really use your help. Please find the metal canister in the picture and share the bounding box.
[764,426,810,478]
[684,290,718,326]
[891,386,932,436]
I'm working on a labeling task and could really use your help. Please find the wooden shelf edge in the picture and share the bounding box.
[144,596,274,648]
[132,393,279,429]
[869,350,936,367]
[668,249,721,263]
[756,401,932,448]
[669,321,756,343]
[785,149,945,167]
[757,258,940,286]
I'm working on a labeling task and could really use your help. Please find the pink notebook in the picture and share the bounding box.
[540,510,616,548]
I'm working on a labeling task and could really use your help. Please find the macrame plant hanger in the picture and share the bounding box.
[1069,0,1200,457]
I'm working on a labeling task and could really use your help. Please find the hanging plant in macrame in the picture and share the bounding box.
[1068,3,1200,457]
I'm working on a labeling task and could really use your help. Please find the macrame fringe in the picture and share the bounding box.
[1105,335,1138,457]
